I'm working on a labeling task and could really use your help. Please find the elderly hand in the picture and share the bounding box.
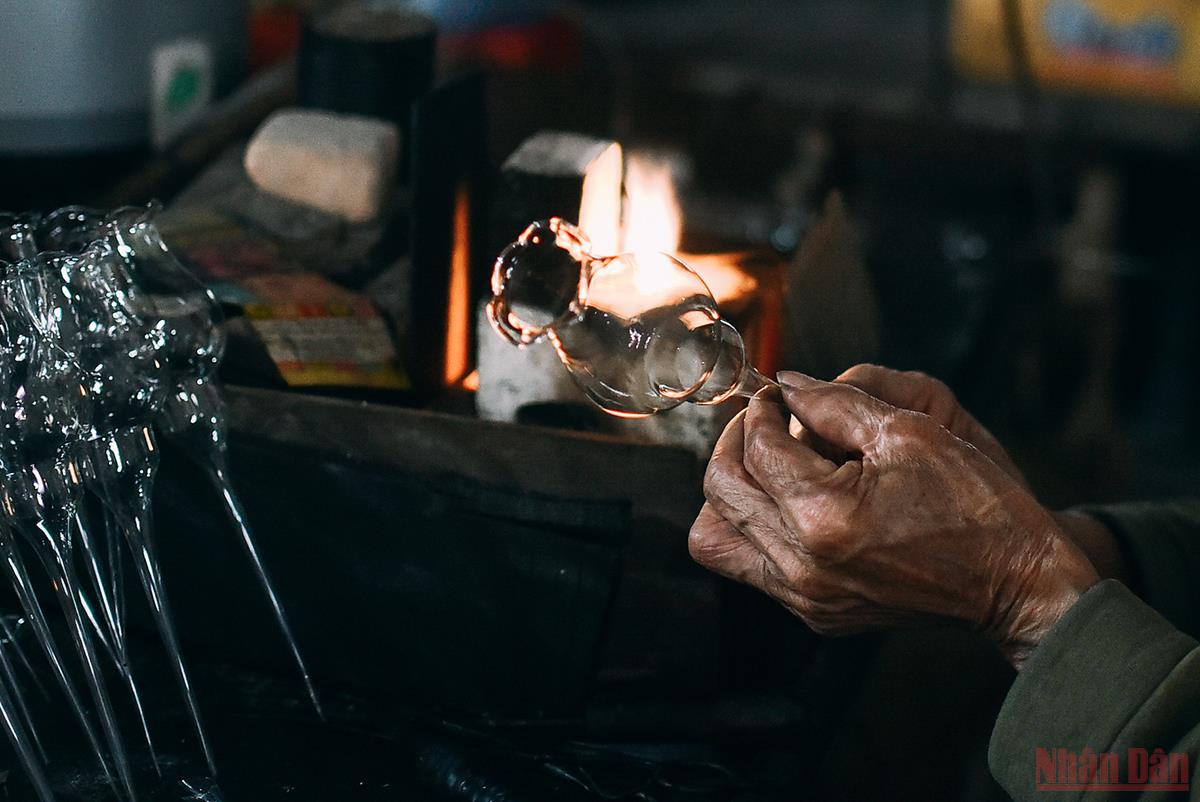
[832,364,1128,582]
[689,371,1100,668]
[834,364,1028,487]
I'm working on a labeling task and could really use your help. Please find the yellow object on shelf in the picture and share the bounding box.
[952,0,1200,106]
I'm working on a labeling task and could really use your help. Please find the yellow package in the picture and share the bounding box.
[952,0,1200,106]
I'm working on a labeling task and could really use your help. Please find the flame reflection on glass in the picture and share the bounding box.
[487,218,775,419]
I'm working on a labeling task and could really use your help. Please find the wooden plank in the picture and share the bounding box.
[226,386,704,536]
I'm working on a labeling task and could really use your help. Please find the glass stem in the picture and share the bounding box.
[0,533,115,786]
[731,365,779,400]
[0,638,46,763]
[37,532,137,802]
[122,491,218,776]
[106,507,126,661]
[0,613,47,698]
[75,511,123,664]
[204,458,324,719]
[0,668,55,802]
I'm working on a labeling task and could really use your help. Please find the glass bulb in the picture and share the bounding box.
[488,218,774,418]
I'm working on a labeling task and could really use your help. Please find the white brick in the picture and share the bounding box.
[244,108,399,223]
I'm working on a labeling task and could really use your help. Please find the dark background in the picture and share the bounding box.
[3,2,1198,800]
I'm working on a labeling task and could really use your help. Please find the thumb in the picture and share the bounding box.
[776,371,894,454]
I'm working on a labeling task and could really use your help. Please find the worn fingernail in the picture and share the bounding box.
[777,371,818,388]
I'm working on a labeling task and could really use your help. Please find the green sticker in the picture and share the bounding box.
[166,65,202,114]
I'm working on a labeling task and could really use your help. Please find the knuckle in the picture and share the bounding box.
[905,369,960,411]
[927,374,955,400]
[837,363,873,383]
[907,369,945,391]
[803,524,851,562]
[886,408,940,440]
[903,369,939,389]
[779,559,810,592]
[722,503,756,536]
[843,362,885,379]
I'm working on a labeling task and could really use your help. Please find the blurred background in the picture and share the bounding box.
[2,1,1198,800]
[5,0,1199,504]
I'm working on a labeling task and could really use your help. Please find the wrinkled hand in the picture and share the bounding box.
[832,364,1127,581]
[689,372,1099,668]
[835,364,1028,488]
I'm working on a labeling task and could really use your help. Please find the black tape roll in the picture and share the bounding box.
[298,5,437,126]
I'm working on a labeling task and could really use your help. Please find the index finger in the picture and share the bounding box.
[742,388,838,500]
[776,371,895,454]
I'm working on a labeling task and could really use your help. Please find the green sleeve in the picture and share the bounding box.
[989,580,1200,800]
[1077,499,1200,640]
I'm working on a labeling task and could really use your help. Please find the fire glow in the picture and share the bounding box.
[578,155,758,322]
[615,155,781,380]
[621,155,758,307]
[460,148,766,390]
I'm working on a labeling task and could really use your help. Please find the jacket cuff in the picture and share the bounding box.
[988,580,1197,799]
[1077,502,1200,640]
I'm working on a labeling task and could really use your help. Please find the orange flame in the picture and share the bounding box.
[621,154,757,305]
[623,156,683,255]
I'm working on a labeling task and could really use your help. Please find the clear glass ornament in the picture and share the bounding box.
[48,201,321,722]
[0,199,327,797]
[63,239,217,774]
[0,258,138,801]
[104,202,225,380]
[488,218,776,418]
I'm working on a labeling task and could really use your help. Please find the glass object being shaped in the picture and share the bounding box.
[488,219,775,418]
